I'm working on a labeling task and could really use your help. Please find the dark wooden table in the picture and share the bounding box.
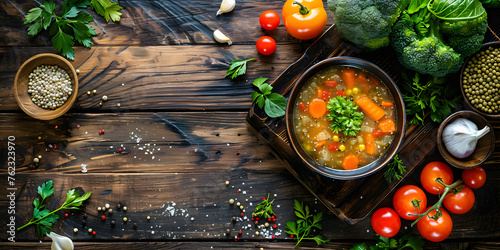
[1,1,499,249]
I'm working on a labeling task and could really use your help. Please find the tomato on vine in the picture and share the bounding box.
[443,184,475,214]
[462,166,486,189]
[256,36,276,55]
[420,161,453,195]
[259,10,280,30]
[371,207,401,238]
[417,207,453,242]
[393,185,427,220]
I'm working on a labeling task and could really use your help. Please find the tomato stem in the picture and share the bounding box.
[293,1,310,15]
[410,179,463,227]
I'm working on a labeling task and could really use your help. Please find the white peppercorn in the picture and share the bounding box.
[27,64,73,110]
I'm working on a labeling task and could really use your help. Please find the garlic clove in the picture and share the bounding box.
[213,29,232,45]
[47,232,74,250]
[442,118,490,159]
[217,0,235,16]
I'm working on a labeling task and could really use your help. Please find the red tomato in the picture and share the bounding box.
[417,207,453,242]
[420,161,453,195]
[462,167,486,189]
[443,184,475,214]
[371,207,401,238]
[259,10,280,30]
[393,185,427,220]
[256,36,276,55]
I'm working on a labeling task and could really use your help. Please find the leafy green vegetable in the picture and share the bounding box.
[252,193,275,219]
[401,72,460,125]
[384,154,407,183]
[225,58,257,79]
[351,234,424,250]
[480,0,500,7]
[251,78,287,118]
[285,200,330,248]
[17,180,91,238]
[428,0,485,20]
[24,0,122,60]
[326,96,364,136]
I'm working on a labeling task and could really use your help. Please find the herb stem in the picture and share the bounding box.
[18,204,65,231]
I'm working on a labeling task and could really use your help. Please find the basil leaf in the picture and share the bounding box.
[264,93,287,118]
[428,0,486,20]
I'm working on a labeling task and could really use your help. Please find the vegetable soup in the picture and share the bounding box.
[292,66,397,170]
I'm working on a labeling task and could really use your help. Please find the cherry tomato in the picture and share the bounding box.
[393,185,427,220]
[256,36,276,55]
[443,184,475,214]
[371,207,401,238]
[462,167,486,189]
[282,0,327,40]
[420,161,454,195]
[259,10,280,30]
[417,207,453,242]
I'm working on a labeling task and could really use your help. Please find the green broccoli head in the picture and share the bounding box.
[440,12,488,57]
[328,0,404,50]
[390,14,418,54]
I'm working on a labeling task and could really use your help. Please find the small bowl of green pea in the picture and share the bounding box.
[460,41,500,119]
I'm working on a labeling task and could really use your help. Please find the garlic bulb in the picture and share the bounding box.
[47,232,74,250]
[442,118,490,158]
[217,0,235,16]
[213,29,232,45]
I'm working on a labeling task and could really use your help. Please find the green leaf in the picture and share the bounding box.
[106,3,123,22]
[225,59,256,79]
[312,234,330,245]
[285,221,298,235]
[52,27,75,60]
[428,0,486,21]
[91,0,123,22]
[264,93,287,118]
[252,78,268,88]
[62,6,80,19]
[40,1,56,14]
[259,83,273,95]
[37,224,53,238]
[38,181,54,204]
[39,213,59,227]
[42,10,54,30]
[25,7,43,24]
[34,209,51,219]
[399,233,425,250]
[33,198,40,209]
[326,96,364,136]
[350,243,368,250]
[27,21,43,36]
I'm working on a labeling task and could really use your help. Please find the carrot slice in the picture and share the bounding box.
[373,130,383,137]
[343,68,356,89]
[356,72,369,85]
[378,118,396,132]
[342,154,359,170]
[365,133,376,154]
[368,76,380,86]
[315,140,327,149]
[356,97,385,121]
[325,80,338,87]
[308,98,327,118]
[380,101,394,108]
[299,102,307,112]
[328,142,339,151]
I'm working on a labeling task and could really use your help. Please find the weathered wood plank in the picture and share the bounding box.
[1,166,499,242]
[1,241,500,250]
[0,0,335,47]
[0,112,283,173]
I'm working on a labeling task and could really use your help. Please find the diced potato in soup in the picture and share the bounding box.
[292,66,397,170]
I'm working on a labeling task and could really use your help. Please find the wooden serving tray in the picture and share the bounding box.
[246,18,500,224]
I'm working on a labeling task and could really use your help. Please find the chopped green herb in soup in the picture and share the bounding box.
[292,66,397,170]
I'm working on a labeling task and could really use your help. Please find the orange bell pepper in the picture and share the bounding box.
[282,0,327,40]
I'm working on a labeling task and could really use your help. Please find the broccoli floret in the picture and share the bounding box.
[391,11,463,77]
[440,12,488,57]
[328,0,405,50]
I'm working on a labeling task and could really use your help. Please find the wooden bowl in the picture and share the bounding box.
[14,53,78,120]
[286,57,406,180]
[437,110,495,169]
[460,41,500,119]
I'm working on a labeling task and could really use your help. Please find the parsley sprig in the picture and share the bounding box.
[24,0,122,60]
[251,78,287,118]
[285,200,330,248]
[226,58,256,79]
[402,72,460,126]
[326,96,364,136]
[253,193,275,219]
[384,154,407,183]
[351,233,424,250]
[17,180,91,238]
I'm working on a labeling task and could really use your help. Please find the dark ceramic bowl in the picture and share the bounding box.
[437,110,495,169]
[460,41,500,119]
[286,57,406,180]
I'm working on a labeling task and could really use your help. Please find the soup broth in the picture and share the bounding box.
[292,66,397,170]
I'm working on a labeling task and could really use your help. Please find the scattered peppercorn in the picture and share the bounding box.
[225,229,231,235]
[97,207,102,211]
[237,190,240,193]
[65,213,69,217]
[272,235,275,239]
[83,213,87,219]
[38,155,42,159]
[108,208,113,215]
[290,235,294,238]
[240,213,244,216]
[229,199,234,205]
[273,224,277,229]
[101,215,106,221]
[239,205,244,210]
[236,202,241,207]
[232,217,236,222]
[255,231,260,236]
[116,103,121,108]
[123,217,128,222]
[111,220,116,227]
[87,91,91,95]
[225,180,230,185]
[102,95,108,101]
[123,206,127,211]
[255,221,259,225]
[133,223,137,229]
[73,228,78,233]
[264,222,269,227]
[118,148,122,152]
[34,158,40,163]
[117,203,122,209]
[92,89,97,94]
[92,231,96,235]
[238,230,242,235]
[88,228,92,233]
[105,203,110,209]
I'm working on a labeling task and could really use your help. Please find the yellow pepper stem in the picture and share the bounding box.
[293,1,310,15]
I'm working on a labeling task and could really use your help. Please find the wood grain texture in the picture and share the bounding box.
[0,112,283,173]
[0,0,335,47]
